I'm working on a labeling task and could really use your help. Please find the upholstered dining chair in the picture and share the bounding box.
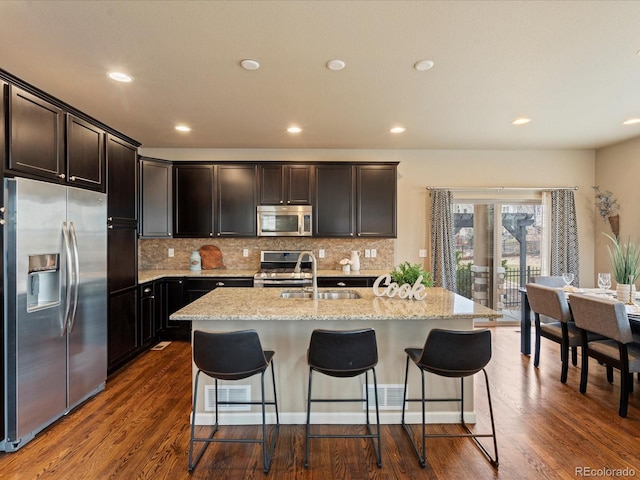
[529,275,566,288]
[569,294,640,417]
[526,283,580,383]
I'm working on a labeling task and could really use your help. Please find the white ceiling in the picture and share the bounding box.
[1,0,640,150]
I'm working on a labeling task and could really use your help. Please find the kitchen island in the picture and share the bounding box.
[171,286,501,425]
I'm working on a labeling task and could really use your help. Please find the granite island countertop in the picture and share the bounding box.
[170,286,502,322]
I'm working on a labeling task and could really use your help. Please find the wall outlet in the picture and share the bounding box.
[168,248,174,258]
[318,249,325,258]
[371,249,377,258]
[365,249,371,258]
[242,248,249,257]
[419,249,427,258]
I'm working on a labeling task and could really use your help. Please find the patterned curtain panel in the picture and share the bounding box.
[430,190,457,291]
[549,189,580,286]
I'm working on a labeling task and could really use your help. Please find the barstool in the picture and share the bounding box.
[305,328,382,468]
[401,328,498,468]
[188,329,280,473]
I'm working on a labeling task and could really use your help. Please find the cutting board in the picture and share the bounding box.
[199,245,226,270]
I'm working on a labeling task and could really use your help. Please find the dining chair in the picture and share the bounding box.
[529,275,566,288]
[569,294,640,417]
[188,330,280,473]
[526,283,580,383]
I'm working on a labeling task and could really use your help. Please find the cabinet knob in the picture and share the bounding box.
[209,232,214,236]
[0,206,5,213]
[357,233,361,237]
[107,225,113,229]
[217,233,221,236]
[216,282,225,286]
[108,216,113,221]
[350,232,354,236]
[337,282,346,287]
[58,173,66,179]
[280,200,284,204]
[0,219,5,225]
[167,233,172,236]
[143,287,152,293]
[69,176,77,181]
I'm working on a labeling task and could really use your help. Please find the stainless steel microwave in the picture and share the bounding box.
[257,205,312,236]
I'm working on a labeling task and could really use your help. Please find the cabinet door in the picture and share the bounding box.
[140,159,173,237]
[317,276,376,288]
[7,85,64,180]
[286,165,312,204]
[356,165,397,237]
[67,114,105,191]
[107,225,138,293]
[174,164,214,237]
[216,164,256,237]
[314,164,354,237]
[160,278,190,341]
[139,283,156,347]
[259,164,284,205]
[108,288,138,373]
[107,135,137,223]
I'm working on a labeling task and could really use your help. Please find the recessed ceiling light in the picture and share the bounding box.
[623,118,640,125]
[390,126,406,133]
[240,59,260,70]
[512,117,531,126]
[175,125,191,132]
[326,59,346,71]
[107,71,133,83]
[287,126,302,134]
[414,60,434,71]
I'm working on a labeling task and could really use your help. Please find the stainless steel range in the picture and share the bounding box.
[254,250,313,288]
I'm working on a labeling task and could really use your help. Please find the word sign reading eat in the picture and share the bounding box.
[372,274,427,301]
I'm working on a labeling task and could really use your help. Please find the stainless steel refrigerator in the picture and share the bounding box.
[2,177,107,452]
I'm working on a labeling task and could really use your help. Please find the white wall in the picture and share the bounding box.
[594,136,640,279]
[140,147,597,285]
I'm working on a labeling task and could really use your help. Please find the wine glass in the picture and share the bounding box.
[597,273,611,292]
[562,272,574,287]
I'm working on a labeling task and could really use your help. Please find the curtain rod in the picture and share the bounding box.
[425,186,579,192]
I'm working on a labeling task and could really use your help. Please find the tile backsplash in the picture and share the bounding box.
[138,237,395,271]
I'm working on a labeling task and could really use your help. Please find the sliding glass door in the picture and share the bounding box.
[453,200,543,320]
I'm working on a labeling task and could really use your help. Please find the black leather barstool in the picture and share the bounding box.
[401,328,498,468]
[305,328,382,468]
[188,329,279,473]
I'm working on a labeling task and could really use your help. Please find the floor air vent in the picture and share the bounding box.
[204,385,251,412]
[363,384,405,410]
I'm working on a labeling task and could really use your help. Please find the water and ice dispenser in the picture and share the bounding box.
[27,253,60,311]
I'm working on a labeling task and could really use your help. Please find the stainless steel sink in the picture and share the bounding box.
[279,290,361,300]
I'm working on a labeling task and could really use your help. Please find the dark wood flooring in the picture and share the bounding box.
[1,326,639,479]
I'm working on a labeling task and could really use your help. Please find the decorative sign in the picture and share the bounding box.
[372,274,427,301]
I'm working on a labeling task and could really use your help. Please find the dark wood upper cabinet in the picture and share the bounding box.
[216,164,256,236]
[259,163,312,205]
[66,114,106,191]
[139,158,172,238]
[7,85,64,180]
[173,164,214,237]
[106,135,137,223]
[356,164,397,237]
[315,163,397,238]
[314,164,355,237]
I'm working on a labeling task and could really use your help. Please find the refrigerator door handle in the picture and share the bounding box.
[61,221,74,336]
[68,221,81,333]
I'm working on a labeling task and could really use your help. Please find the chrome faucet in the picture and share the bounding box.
[294,251,318,300]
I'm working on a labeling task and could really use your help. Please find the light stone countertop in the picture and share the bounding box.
[138,269,390,284]
[170,286,502,322]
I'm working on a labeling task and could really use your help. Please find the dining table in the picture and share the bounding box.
[519,286,640,355]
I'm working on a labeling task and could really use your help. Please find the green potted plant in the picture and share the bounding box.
[390,262,434,287]
[604,233,640,304]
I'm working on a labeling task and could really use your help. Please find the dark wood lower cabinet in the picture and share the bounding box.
[317,276,377,288]
[108,288,138,374]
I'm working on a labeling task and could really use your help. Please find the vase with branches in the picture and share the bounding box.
[593,186,620,238]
